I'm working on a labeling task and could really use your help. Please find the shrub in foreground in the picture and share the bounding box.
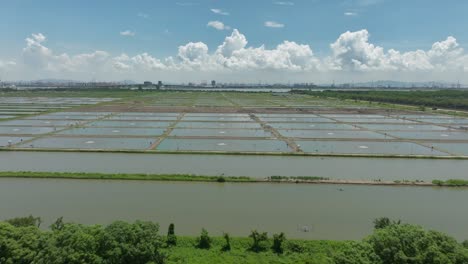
[197,228,212,249]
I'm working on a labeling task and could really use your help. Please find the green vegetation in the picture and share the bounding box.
[197,229,212,249]
[4,215,41,228]
[272,232,286,254]
[2,172,468,188]
[0,171,254,183]
[167,223,177,246]
[0,217,467,264]
[249,230,269,253]
[373,217,401,229]
[269,176,329,181]
[222,233,231,252]
[296,90,468,111]
[432,179,468,186]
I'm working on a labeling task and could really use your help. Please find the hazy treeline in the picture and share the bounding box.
[296,90,468,110]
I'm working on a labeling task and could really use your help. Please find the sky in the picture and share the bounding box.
[1,0,468,84]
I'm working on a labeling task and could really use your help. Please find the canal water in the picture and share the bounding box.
[0,178,466,240]
[1,151,468,181]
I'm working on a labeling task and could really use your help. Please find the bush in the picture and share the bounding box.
[197,228,211,249]
[272,232,286,254]
[286,241,305,253]
[222,233,231,251]
[5,215,41,228]
[367,224,468,264]
[249,230,268,252]
[217,177,226,183]
[167,223,177,246]
[462,240,468,249]
[373,217,400,229]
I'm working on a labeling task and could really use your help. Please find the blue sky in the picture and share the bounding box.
[1,0,468,83]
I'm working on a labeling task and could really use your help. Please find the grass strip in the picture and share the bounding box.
[0,171,254,183]
[432,179,468,186]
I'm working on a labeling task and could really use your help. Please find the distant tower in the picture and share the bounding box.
[211,80,216,87]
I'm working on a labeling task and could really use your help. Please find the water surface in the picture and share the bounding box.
[1,151,467,181]
[0,178,466,240]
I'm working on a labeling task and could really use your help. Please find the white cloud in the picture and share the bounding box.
[22,33,110,74]
[329,29,388,70]
[216,29,248,57]
[5,30,468,83]
[0,60,16,69]
[178,42,209,62]
[207,21,231,31]
[327,30,468,74]
[265,21,285,28]
[274,1,294,6]
[210,8,229,16]
[344,12,358,16]
[120,30,136,37]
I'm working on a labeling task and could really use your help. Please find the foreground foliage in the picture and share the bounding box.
[0,217,467,264]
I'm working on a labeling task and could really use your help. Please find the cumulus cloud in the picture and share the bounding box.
[6,30,468,82]
[207,21,230,31]
[210,8,229,16]
[216,29,248,57]
[178,42,209,62]
[265,21,285,28]
[22,33,110,73]
[327,29,468,73]
[329,29,388,70]
[120,30,136,37]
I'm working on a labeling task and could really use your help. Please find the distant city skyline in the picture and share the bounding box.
[1,0,468,83]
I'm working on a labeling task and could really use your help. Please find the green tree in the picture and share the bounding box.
[272,232,286,254]
[332,241,376,264]
[222,233,231,252]
[367,224,468,264]
[99,221,165,264]
[197,228,212,249]
[36,223,103,264]
[5,215,41,228]
[462,240,468,249]
[0,222,42,264]
[249,230,268,252]
[167,223,177,246]
[373,217,400,229]
[50,216,65,231]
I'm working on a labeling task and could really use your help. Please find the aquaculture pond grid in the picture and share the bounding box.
[0,109,467,156]
[0,97,116,120]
